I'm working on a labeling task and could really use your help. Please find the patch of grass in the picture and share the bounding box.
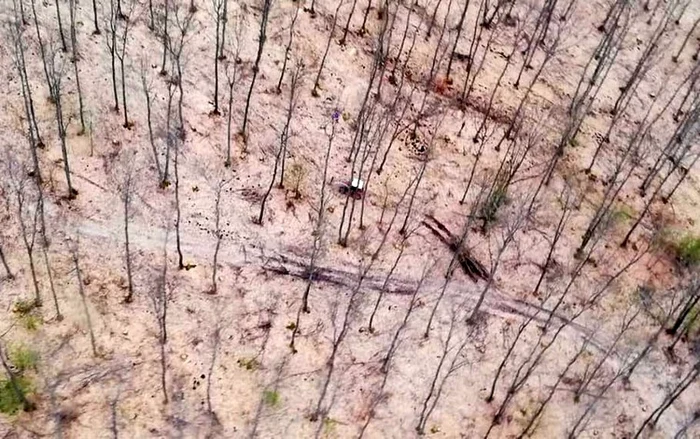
[0,376,34,415]
[20,314,42,332]
[12,300,42,332]
[686,307,700,331]
[12,300,37,316]
[237,357,260,371]
[285,162,307,199]
[612,203,634,224]
[480,179,509,230]
[323,417,338,436]
[9,346,39,373]
[262,390,280,407]
[674,234,700,266]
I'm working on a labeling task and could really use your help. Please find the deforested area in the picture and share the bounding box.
[0,0,699,437]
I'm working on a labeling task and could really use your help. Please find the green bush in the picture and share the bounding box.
[480,180,509,230]
[12,300,36,316]
[0,376,34,415]
[237,358,260,371]
[9,346,39,373]
[263,390,280,407]
[675,234,700,266]
[20,315,41,332]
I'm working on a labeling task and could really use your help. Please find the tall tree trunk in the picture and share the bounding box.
[240,0,273,142]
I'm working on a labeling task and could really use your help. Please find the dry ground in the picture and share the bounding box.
[0,0,699,438]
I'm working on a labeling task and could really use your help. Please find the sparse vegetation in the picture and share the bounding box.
[9,346,39,373]
[237,358,260,371]
[262,390,280,407]
[1,0,699,436]
[674,234,700,266]
[0,376,34,415]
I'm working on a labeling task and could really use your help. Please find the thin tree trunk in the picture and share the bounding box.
[312,0,344,96]
[160,0,169,75]
[174,142,184,270]
[72,246,98,357]
[0,244,13,279]
[69,0,86,134]
[225,80,234,166]
[123,179,134,303]
[42,245,62,320]
[54,0,68,52]
[289,118,336,352]
[339,0,359,45]
[240,0,272,141]
[277,4,300,93]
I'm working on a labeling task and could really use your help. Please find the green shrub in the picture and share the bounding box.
[12,300,36,316]
[480,179,509,230]
[675,234,700,266]
[611,204,634,224]
[0,376,34,415]
[263,390,280,407]
[9,346,39,373]
[20,315,42,332]
[237,357,260,371]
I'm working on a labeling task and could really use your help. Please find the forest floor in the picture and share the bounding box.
[0,0,699,438]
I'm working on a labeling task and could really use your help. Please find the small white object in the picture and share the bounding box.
[351,178,365,190]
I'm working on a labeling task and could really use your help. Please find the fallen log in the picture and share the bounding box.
[422,215,489,282]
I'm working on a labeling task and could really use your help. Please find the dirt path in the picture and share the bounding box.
[69,210,614,352]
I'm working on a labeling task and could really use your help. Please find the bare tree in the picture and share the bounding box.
[209,179,228,294]
[53,0,68,52]
[240,0,273,142]
[424,188,485,338]
[140,60,163,181]
[469,200,529,322]
[517,334,592,438]
[444,0,471,83]
[218,0,229,58]
[211,0,225,115]
[160,0,170,75]
[277,2,301,93]
[118,160,136,303]
[673,15,700,63]
[312,0,345,97]
[91,0,100,34]
[71,239,99,357]
[289,112,338,352]
[368,228,410,332]
[634,362,699,437]
[257,61,303,224]
[573,306,639,402]
[5,158,41,305]
[68,0,86,134]
[106,0,120,111]
[339,0,359,45]
[149,231,170,404]
[46,48,78,198]
[9,3,45,154]
[224,26,242,165]
[162,81,177,187]
[168,5,196,138]
[0,243,13,279]
[311,177,413,431]
[173,135,185,270]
